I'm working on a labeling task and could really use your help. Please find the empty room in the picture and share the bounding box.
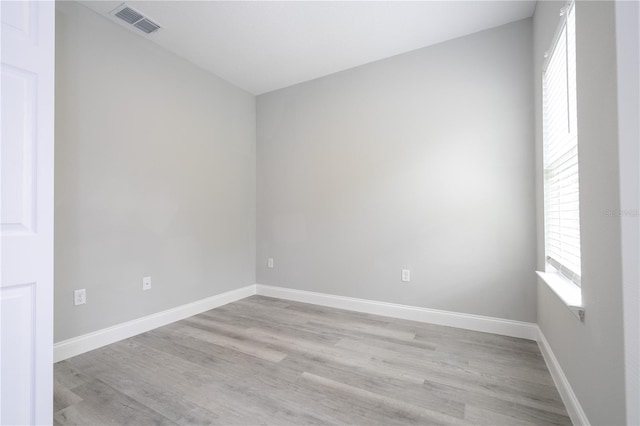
[1,0,638,425]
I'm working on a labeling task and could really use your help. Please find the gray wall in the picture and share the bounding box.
[534,2,627,424]
[257,20,536,322]
[55,2,256,342]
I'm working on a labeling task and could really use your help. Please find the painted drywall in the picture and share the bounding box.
[534,2,627,424]
[257,20,535,322]
[615,1,640,424]
[54,2,256,342]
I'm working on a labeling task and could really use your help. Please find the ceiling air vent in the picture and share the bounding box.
[133,18,161,34]
[111,4,161,35]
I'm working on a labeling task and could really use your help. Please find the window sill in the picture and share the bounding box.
[536,271,585,322]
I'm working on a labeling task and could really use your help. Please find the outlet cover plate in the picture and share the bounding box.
[74,289,86,306]
[143,276,151,290]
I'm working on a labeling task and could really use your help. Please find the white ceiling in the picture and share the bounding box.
[80,1,536,95]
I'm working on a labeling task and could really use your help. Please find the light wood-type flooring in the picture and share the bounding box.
[54,295,571,425]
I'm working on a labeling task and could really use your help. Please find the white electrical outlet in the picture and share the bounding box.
[74,289,86,306]
[401,269,411,282]
[142,276,152,291]
[267,258,274,268]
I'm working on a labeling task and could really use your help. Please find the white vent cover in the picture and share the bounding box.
[110,4,161,34]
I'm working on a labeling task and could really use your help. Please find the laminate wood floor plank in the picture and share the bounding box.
[54,361,94,390]
[200,309,343,346]
[168,320,289,363]
[300,372,466,426]
[53,385,83,413]
[278,353,466,419]
[55,295,570,425]
[419,366,567,416]
[416,336,549,372]
[421,375,569,421]
[54,378,177,426]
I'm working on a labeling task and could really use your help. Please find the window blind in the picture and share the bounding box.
[542,1,581,286]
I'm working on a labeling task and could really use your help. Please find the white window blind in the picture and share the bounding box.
[542,1,581,286]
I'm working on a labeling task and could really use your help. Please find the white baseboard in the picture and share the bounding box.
[537,327,590,426]
[53,284,257,362]
[255,284,538,340]
[54,283,538,363]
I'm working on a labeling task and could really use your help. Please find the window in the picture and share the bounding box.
[542,1,581,286]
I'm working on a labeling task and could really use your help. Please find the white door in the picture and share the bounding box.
[1,1,55,424]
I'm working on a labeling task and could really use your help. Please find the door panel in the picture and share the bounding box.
[1,64,36,235]
[1,283,36,424]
